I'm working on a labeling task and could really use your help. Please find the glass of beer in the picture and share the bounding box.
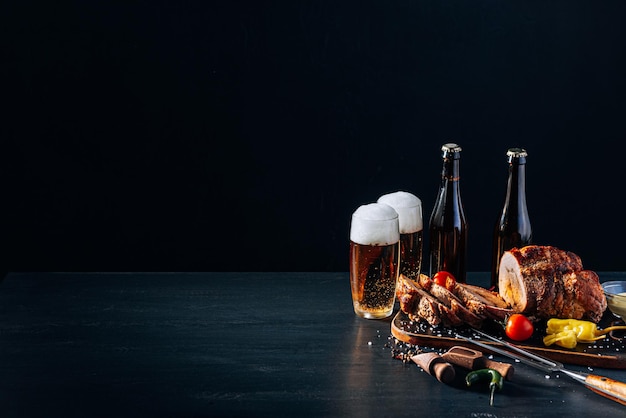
[378,191,423,280]
[349,203,400,319]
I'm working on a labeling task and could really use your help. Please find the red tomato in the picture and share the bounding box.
[433,271,456,288]
[505,314,534,341]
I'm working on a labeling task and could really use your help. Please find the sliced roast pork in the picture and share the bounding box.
[418,274,512,322]
[397,274,513,328]
[397,274,459,326]
[453,283,514,321]
[498,245,607,322]
[418,274,484,328]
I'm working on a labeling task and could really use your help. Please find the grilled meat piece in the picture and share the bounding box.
[418,274,484,328]
[453,283,514,321]
[397,274,451,326]
[419,274,512,322]
[397,274,507,328]
[498,245,607,322]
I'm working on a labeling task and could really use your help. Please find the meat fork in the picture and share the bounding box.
[455,329,626,406]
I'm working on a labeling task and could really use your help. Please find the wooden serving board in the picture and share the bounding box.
[391,310,626,369]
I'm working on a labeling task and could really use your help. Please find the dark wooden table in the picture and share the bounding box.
[1,272,625,417]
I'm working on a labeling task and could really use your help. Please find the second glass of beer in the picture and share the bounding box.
[349,203,400,319]
[378,191,423,280]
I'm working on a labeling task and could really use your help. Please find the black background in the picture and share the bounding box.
[3,1,626,273]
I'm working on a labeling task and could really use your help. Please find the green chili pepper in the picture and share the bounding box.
[466,368,504,406]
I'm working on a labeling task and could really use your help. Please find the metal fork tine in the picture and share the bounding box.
[459,330,626,406]
[471,329,564,370]
[454,333,554,372]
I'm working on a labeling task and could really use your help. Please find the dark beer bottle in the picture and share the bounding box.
[491,148,532,290]
[428,143,468,283]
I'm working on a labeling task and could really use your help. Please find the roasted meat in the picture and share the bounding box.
[418,274,485,328]
[397,274,449,326]
[397,274,509,328]
[498,245,607,322]
[453,282,513,321]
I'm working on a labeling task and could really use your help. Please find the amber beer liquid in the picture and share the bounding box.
[428,228,465,280]
[378,191,424,280]
[349,203,400,319]
[399,230,423,279]
[349,241,399,318]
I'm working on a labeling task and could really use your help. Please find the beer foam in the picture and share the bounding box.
[377,191,423,233]
[350,203,400,246]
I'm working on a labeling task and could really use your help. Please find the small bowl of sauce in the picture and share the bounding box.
[602,281,626,318]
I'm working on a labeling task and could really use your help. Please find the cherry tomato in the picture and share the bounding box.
[505,314,534,341]
[433,271,456,288]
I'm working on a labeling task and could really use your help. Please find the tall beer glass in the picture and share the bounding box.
[378,191,423,280]
[349,203,400,319]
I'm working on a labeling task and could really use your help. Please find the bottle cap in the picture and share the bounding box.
[507,148,527,163]
[442,143,462,159]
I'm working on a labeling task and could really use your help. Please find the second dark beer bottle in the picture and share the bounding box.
[491,148,532,290]
[428,143,468,283]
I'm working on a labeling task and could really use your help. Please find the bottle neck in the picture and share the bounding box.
[506,161,527,207]
[441,157,461,182]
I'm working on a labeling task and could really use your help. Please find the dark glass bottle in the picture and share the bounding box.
[491,148,532,289]
[428,143,468,283]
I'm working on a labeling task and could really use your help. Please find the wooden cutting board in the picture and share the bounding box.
[391,310,626,369]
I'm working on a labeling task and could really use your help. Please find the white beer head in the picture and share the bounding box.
[377,191,423,234]
[350,203,400,246]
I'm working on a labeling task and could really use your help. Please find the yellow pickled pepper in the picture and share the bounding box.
[543,318,626,349]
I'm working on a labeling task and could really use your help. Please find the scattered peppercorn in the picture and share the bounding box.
[387,339,423,363]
